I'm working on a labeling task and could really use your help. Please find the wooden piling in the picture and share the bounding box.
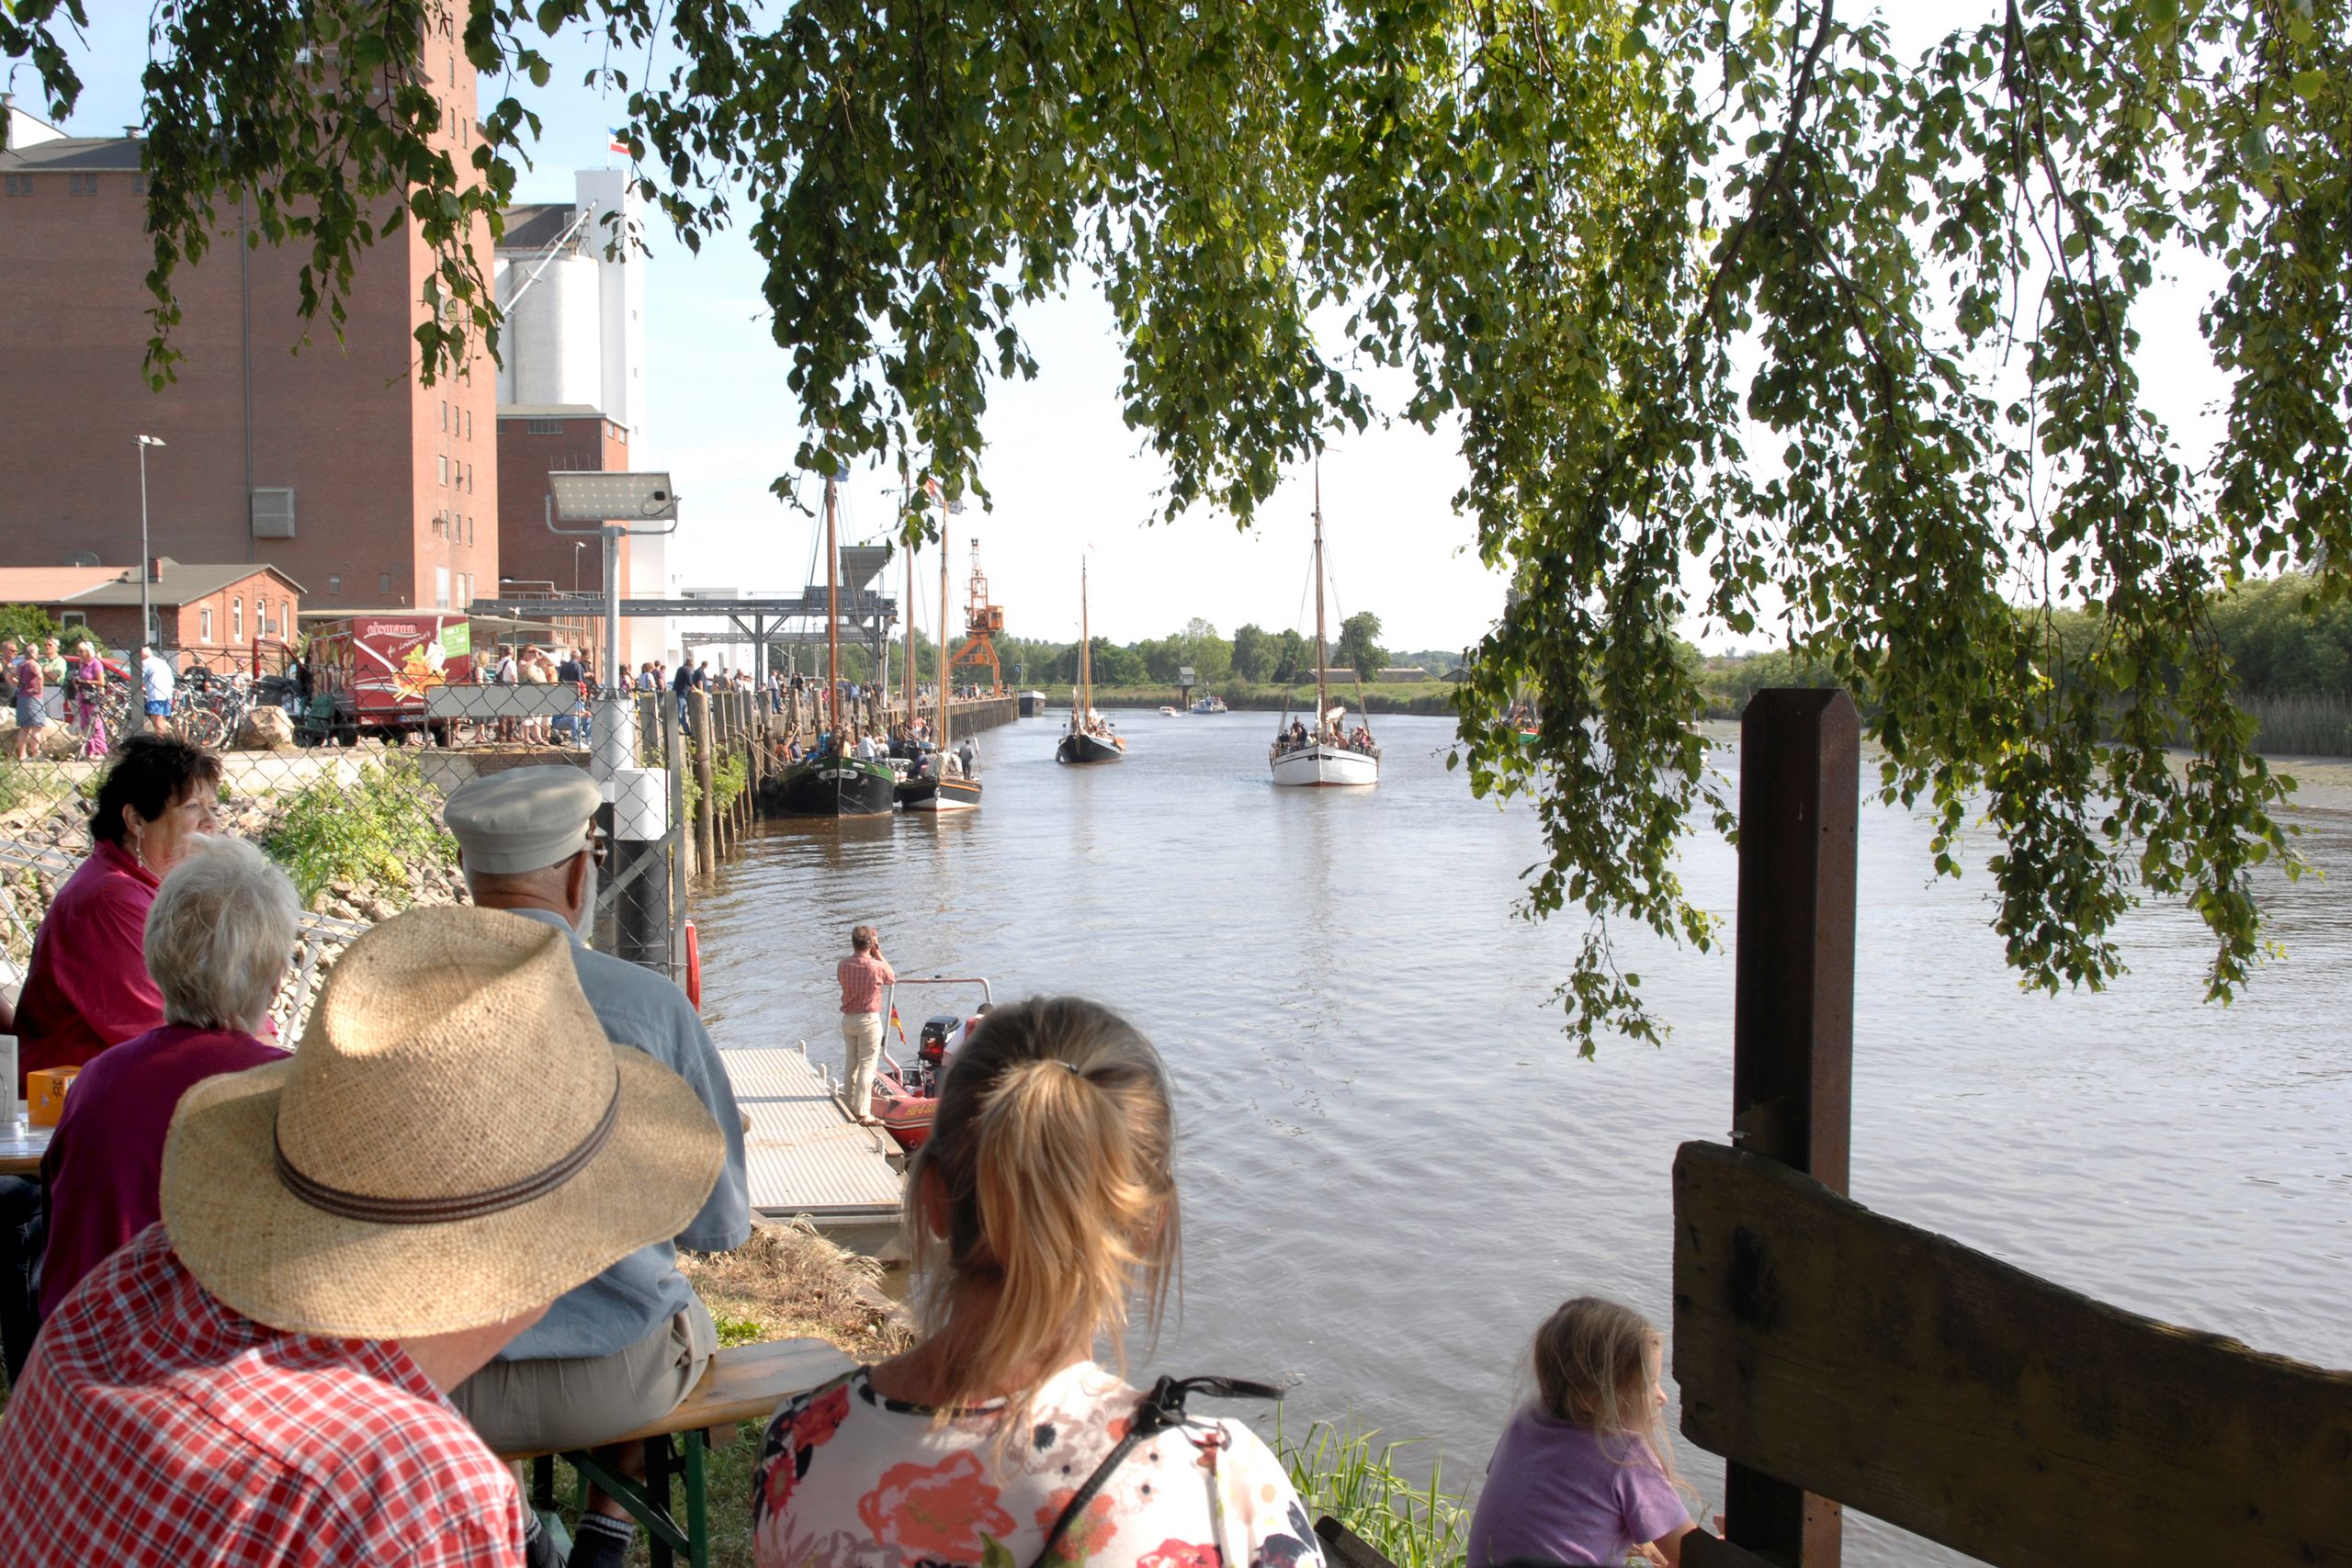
[1717,687,1858,1568]
[689,690,715,872]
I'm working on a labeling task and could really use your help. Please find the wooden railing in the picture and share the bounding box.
[1685,692,2352,1568]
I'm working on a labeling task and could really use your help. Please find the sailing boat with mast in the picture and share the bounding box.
[773,475,898,817]
[1270,467,1379,787]
[900,492,982,811]
[1056,558,1125,764]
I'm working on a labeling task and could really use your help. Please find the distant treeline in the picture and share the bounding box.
[996,611,1445,689]
[1696,573,2352,756]
[1081,682,1457,716]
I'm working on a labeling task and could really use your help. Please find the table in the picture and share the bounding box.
[0,1120,51,1177]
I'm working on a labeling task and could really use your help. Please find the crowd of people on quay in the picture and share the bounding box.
[0,738,1714,1568]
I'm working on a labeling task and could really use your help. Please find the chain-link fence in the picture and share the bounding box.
[0,689,692,1031]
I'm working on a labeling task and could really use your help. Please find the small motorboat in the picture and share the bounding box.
[1159,705,1182,716]
[1190,694,1227,715]
[865,977,995,1151]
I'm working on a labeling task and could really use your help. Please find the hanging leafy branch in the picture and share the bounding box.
[9,0,2347,1052]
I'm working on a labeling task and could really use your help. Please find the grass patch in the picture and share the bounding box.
[259,760,457,906]
[1280,1419,1470,1568]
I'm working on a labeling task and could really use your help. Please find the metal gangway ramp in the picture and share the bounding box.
[720,1044,903,1227]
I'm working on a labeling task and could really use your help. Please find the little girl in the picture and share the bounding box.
[1467,1296,1701,1567]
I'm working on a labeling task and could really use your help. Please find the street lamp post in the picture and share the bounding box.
[136,435,165,729]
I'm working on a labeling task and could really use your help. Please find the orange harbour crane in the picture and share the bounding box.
[946,537,1007,694]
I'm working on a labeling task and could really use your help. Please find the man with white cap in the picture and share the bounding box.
[0,906,728,1566]
[441,763,751,1568]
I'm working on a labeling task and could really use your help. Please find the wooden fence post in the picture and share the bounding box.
[1723,687,1859,1568]
[689,690,715,872]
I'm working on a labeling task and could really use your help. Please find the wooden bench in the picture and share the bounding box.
[500,1336,854,1568]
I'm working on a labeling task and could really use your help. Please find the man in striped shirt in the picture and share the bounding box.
[836,925,895,1127]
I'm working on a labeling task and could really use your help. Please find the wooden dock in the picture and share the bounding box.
[720,1045,904,1228]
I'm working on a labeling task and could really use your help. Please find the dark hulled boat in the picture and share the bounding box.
[1055,558,1127,766]
[769,752,898,817]
[1056,728,1124,765]
[899,772,983,812]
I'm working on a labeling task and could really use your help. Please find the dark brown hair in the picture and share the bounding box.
[92,735,222,847]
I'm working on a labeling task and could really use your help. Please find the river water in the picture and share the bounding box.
[695,710,2350,1564]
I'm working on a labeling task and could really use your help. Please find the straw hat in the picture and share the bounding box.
[161,906,723,1338]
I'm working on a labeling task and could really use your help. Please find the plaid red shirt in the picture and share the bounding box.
[836,950,896,1014]
[0,1224,526,1568]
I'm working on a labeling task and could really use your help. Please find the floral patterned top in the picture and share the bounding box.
[752,1360,1324,1568]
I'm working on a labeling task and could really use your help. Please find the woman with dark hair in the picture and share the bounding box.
[14,734,224,1094]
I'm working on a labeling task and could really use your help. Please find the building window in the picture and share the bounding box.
[526,418,562,435]
[2,175,31,197]
[59,611,85,630]
[199,607,214,642]
[440,400,447,432]
[328,574,342,597]
[250,487,295,538]
[435,567,451,609]
[232,598,243,642]
[67,173,98,197]
[132,173,147,195]
[379,572,392,599]
[438,454,449,485]
[280,599,290,637]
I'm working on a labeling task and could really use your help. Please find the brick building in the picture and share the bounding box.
[0,559,301,671]
[495,406,632,597]
[0,14,496,623]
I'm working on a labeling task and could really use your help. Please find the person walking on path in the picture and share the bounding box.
[12,642,48,760]
[0,905,727,1568]
[835,925,894,1127]
[139,644,175,738]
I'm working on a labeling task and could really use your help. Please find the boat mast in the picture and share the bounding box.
[1313,462,1329,739]
[1080,558,1093,727]
[825,474,842,742]
[938,493,951,754]
[903,530,917,739]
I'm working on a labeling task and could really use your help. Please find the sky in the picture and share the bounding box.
[40,4,2233,656]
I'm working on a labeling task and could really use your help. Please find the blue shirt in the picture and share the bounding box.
[497,907,752,1361]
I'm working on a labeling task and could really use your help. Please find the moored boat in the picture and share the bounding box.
[772,751,898,816]
[1190,694,1227,715]
[774,473,899,817]
[865,977,995,1151]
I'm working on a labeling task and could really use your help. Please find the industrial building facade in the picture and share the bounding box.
[0,35,497,626]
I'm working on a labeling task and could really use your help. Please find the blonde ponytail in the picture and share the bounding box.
[905,998,1180,1436]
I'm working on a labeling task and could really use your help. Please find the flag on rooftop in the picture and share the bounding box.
[609,129,630,154]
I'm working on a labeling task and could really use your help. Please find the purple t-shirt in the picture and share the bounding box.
[39,1023,286,1320]
[1467,1406,1691,1566]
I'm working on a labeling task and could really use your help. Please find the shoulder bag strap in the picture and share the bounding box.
[1029,1375,1283,1568]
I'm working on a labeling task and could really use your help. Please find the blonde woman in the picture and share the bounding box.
[752,997,1321,1568]
[1466,1296,1713,1567]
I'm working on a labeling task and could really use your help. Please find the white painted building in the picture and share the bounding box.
[495,170,679,669]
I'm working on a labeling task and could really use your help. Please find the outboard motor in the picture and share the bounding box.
[919,1015,959,1066]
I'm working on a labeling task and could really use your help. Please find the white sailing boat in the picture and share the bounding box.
[1270,468,1379,787]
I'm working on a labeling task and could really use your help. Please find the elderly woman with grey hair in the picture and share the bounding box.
[36,836,300,1322]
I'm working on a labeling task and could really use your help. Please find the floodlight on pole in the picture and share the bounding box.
[136,435,165,705]
[546,470,682,815]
